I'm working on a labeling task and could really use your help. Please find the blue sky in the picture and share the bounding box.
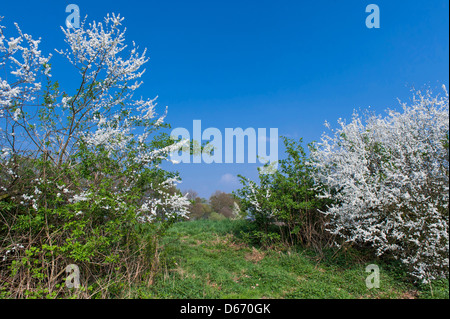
[1,0,448,198]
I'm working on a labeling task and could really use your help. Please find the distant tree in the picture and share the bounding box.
[209,191,238,218]
[189,198,212,220]
[182,191,212,220]
[183,189,198,201]
[208,211,227,221]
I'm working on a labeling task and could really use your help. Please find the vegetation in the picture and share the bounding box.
[235,137,331,251]
[0,14,189,298]
[235,89,449,284]
[141,219,448,299]
[312,89,449,282]
[184,190,240,221]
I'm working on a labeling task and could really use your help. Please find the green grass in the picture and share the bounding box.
[136,219,448,299]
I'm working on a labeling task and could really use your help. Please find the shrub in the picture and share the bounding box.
[208,211,227,221]
[312,87,449,282]
[235,137,331,250]
[0,14,189,298]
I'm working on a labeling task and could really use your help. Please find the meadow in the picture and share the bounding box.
[138,219,449,299]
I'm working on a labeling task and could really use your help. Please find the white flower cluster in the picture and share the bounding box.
[0,18,51,114]
[1,243,25,262]
[53,13,186,164]
[137,177,190,222]
[246,179,273,218]
[1,17,52,195]
[68,191,91,203]
[312,87,449,282]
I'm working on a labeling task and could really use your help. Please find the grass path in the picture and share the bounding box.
[141,219,447,299]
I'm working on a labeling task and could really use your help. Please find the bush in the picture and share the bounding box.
[312,87,449,282]
[0,14,189,298]
[208,211,227,221]
[235,137,331,250]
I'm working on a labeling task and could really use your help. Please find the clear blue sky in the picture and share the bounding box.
[1,0,448,198]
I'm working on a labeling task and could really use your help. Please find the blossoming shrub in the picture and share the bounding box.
[0,14,189,298]
[312,88,449,282]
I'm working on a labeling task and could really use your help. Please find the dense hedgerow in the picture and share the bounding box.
[236,89,448,283]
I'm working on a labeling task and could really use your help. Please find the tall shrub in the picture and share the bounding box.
[0,14,189,298]
[236,137,331,249]
[312,88,449,282]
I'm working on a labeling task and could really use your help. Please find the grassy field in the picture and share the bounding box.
[136,219,448,299]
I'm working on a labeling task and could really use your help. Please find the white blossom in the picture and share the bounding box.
[312,87,449,282]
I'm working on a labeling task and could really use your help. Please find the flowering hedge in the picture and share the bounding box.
[236,88,448,283]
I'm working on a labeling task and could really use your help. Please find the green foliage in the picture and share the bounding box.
[0,136,184,298]
[418,279,450,299]
[235,137,332,249]
[208,211,227,221]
